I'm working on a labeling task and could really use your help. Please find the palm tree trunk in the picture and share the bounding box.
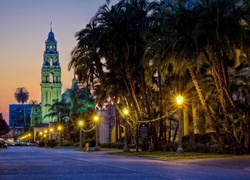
[158,70,164,141]
[212,54,229,117]
[187,65,219,133]
[211,52,236,131]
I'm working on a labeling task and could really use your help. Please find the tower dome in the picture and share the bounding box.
[48,31,55,40]
[46,22,56,43]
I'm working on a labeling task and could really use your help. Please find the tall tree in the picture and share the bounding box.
[0,113,9,136]
[69,0,250,152]
[69,0,167,149]
[146,0,218,130]
[14,87,29,131]
[30,100,42,127]
[144,0,250,152]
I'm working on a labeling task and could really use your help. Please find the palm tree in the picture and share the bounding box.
[101,0,159,140]
[143,0,250,152]
[189,0,250,141]
[69,22,104,89]
[228,60,250,149]
[44,100,64,122]
[68,84,96,140]
[69,84,95,116]
[14,87,29,131]
[69,0,167,149]
[30,100,41,127]
[145,0,217,127]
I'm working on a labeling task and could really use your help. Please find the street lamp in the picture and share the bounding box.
[135,121,139,153]
[79,120,84,151]
[50,128,54,148]
[39,132,43,141]
[176,95,184,155]
[44,130,48,148]
[94,115,100,151]
[123,108,130,152]
[58,126,62,148]
[28,133,31,143]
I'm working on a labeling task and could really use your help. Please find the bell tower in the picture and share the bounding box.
[41,25,62,124]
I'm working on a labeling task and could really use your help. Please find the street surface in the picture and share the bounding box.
[0,146,250,180]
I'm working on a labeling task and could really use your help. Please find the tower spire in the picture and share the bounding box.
[50,21,52,32]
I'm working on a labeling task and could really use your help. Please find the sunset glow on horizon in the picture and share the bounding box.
[0,0,119,124]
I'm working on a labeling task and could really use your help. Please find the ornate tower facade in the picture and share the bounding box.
[41,27,62,124]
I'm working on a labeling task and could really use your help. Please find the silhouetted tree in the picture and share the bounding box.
[14,87,29,131]
[0,113,10,136]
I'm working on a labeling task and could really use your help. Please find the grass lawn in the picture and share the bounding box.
[39,146,234,161]
[109,150,232,161]
[86,147,120,152]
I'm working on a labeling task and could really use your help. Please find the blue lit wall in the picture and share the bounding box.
[9,104,31,127]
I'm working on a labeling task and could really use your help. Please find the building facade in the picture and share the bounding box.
[9,104,31,127]
[41,27,62,124]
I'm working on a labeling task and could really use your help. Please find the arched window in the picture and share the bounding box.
[50,58,53,66]
[49,73,54,83]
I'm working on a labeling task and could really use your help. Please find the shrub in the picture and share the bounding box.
[140,139,149,151]
[164,142,177,152]
[38,141,45,147]
[47,139,57,147]
[100,142,124,149]
[83,139,95,147]
[117,137,125,143]
[215,141,246,154]
[62,141,74,146]
[111,143,124,149]
[183,142,217,153]
[100,143,111,148]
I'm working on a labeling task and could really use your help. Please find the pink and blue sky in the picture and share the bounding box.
[0,0,119,124]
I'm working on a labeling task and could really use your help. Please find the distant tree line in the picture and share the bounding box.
[0,113,10,136]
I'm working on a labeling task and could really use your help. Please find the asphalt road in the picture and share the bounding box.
[0,146,250,180]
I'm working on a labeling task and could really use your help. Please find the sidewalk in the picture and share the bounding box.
[73,147,124,154]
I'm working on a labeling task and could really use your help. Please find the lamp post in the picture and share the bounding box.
[58,126,62,148]
[135,122,139,152]
[39,132,43,142]
[28,133,31,143]
[123,108,130,152]
[50,128,53,148]
[94,115,100,151]
[44,130,48,148]
[176,95,184,155]
[79,120,84,151]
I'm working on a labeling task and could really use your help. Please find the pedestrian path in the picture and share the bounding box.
[73,147,124,154]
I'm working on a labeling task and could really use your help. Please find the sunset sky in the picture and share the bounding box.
[0,0,119,124]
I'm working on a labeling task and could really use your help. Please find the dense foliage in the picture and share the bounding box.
[68,0,250,154]
[0,113,10,136]
[44,83,96,142]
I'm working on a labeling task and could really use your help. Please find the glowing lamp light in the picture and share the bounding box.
[79,120,84,127]
[93,115,99,123]
[176,95,184,105]
[123,108,129,116]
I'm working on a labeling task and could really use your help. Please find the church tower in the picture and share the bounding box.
[41,26,62,124]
